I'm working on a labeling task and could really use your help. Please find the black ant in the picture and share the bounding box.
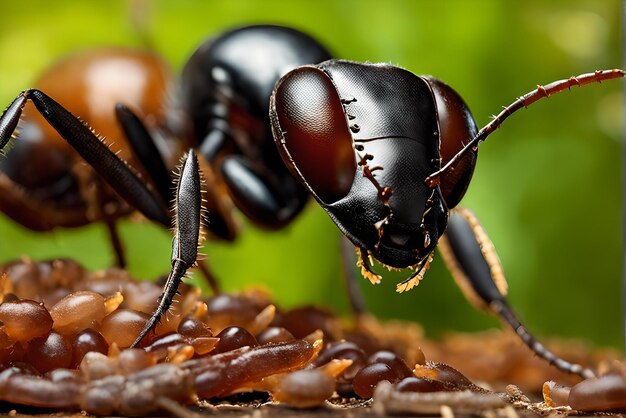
[0,25,622,377]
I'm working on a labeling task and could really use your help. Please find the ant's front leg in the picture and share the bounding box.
[438,207,595,380]
[132,150,204,348]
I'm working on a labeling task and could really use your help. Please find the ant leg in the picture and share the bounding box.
[132,150,203,347]
[117,104,225,293]
[0,95,23,152]
[340,234,366,317]
[0,89,170,227]
[186,110,242,242]
[438,207,595,380]
[69,155,130,268]
[195,260,220,295]
[221,155,309,228]
[115,103,175,205]
[104,217,126,268]
[194,149,239,242]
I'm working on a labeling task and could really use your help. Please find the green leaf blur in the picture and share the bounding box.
[0,0,622,347]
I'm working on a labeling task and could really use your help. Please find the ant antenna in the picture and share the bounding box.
[426,69,625,188]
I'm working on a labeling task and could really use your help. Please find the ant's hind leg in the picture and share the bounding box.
[438,207,595,380]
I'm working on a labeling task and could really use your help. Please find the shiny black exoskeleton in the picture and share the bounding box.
[181,25,331,237]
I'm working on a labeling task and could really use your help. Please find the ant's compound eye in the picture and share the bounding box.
[423,77,478,209]
[271,66,356,204]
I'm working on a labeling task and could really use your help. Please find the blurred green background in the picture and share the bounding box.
[0,1,622,348]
